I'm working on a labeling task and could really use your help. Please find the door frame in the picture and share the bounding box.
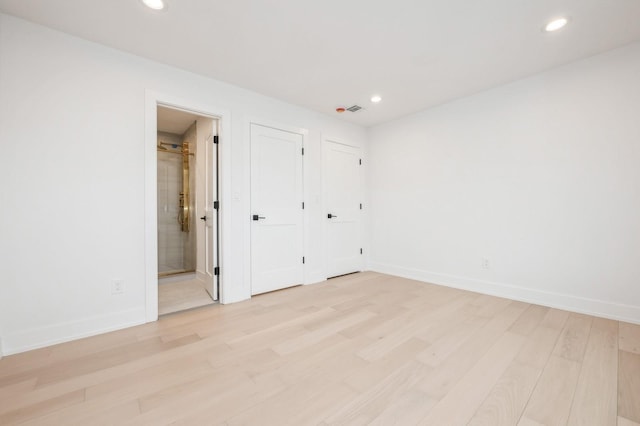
[144,90,230,322]
[322,136,365,279]
[244,118,309,294]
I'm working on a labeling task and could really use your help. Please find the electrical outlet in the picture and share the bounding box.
[481,258,490,269]
[112,279,125,295]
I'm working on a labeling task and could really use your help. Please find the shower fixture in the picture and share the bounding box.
[156,134,194,233]
[179,141,191,232]
[157,141,194,155]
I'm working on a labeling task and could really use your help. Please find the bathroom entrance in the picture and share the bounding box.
[156,105,219,315]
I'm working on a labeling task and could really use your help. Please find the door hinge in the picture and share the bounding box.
[360,203,363,210]
[302,257,305,264]
[360,248,363,255]
[214,266,220,276]
[302,202,305,209]
[302,147,305,155]
[359,159,362,165]
[213,201,219,210]
[213,135,219,144]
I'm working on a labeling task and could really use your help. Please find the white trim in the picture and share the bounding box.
[246,116,308,138]
[144,90,231,322]
[305,277,328,287]
[1,308,146,356]
[370,262,640,325]
[159,272,197,284]
[322,135,361,149]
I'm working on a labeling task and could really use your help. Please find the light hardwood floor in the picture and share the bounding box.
[0,272,639,425]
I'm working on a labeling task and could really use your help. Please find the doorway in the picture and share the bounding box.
[156,106,219,315]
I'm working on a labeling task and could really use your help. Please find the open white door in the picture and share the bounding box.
[250,124,304,295]
[325,140,363,278]
[196,118,218,300]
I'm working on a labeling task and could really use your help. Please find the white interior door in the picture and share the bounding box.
[204,128,218,300]
[325,140,363,278]
[196,118,218,300]
[250,124,304,295]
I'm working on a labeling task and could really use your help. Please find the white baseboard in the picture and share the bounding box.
[305,278,328,287]
[1,307,146,356]
[305,270,327,286]
[221,292,249,305]
[158,272,197,284]
[370,262,640,325]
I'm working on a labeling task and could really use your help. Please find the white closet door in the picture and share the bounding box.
[250,124,304,295]
[325,140,363,278]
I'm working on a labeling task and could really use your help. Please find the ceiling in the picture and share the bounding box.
[157,106,200,135]
[1,0,640,127]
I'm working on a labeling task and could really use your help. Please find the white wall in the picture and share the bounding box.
[0,14,366,355]
[368,41,640,323]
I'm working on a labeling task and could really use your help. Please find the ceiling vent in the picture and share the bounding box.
[346,105,363,112]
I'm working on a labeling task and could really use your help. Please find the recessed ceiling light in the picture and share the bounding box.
[545,17,568,32]
[371,95,382,103]
[141,0,166,11]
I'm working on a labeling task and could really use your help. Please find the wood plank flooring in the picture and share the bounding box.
[0,272,639,425]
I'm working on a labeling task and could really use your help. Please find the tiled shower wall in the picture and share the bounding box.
[157,129,196,274]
